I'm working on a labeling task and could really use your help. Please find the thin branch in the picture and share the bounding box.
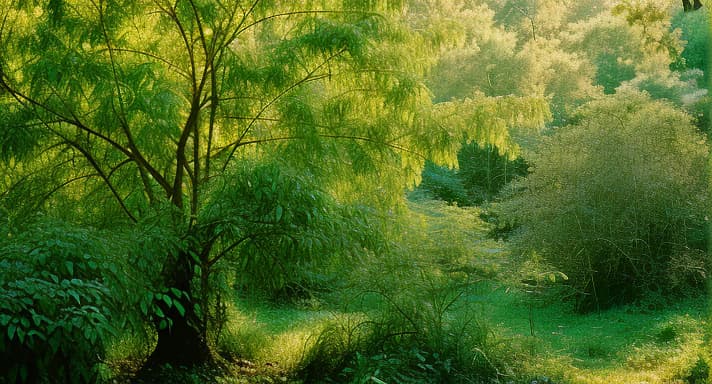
[221,49,345,171]
[215,133,424,160]
[207,234,254,268]
[64,139,138,222]
[93,0,173,195]
[236,10,380,35]
[43,173,99,200]
[105,48,191,79]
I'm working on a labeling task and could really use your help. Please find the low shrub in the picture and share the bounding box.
[0,219,118,383]
[299,268,508,383]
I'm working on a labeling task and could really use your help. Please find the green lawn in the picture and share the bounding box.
[479,283,709,383]
[210,282,709,384]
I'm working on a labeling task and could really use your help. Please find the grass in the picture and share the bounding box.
[479,283,709,383]
[104,290,710,383]
[103,200,711,383]
[201,280,708,384]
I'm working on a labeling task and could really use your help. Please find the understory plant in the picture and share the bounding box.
[500,91,709,312]
[0,219,119,383]
[298,201,512,383]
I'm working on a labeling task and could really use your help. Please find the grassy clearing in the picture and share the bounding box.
[480,284,709,383]
[104,200,710,383]
[206,282,709,383]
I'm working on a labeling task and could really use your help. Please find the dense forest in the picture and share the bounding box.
[0,0,710,383]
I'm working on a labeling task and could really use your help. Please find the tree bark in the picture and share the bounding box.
[143,252,211,368]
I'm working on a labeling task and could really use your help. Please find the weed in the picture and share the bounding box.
[656,324,678,343]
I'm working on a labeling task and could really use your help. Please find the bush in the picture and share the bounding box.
[499,91,709,312]
[0,219,117,383]
[298,277,504,384]
[298,202,511,383]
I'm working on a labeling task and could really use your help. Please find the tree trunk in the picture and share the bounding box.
[147,309,210,367]
[683,0,693,11]
[142,251,211,368]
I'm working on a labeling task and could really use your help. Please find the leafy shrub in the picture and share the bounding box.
[201,161,385,301]
[299,273,506,384]
[499,91,709,312]
[458,143,528,204]
[0,219,117,383]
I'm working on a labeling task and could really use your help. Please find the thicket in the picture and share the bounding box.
[298,200,512,383]
[671,8,710,83]
[499,92,709,312]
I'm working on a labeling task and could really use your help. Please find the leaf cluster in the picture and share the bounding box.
[198,160,385,300]
[0,219,118,383]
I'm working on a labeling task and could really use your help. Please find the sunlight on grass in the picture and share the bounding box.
[220,298,367,372]
[482,284,709,384]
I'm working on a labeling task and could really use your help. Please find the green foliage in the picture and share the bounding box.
[499,91,709,312]
[417,143,528,206]
[298,200,510,383]
[685,356,710,384]
[299,280,503,384]
[0,0,466,365]
[619,67,708,108]
[671,8,711,83]
[418,161,470,205]
[0,219,116,383]
[421,2,527,100]
[200,160,384,301]
[457,143,528,204]
[612,0,683,61]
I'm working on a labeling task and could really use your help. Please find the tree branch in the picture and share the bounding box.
[221,48,346,171]
[103,48,191,79]
[65,139,138,223]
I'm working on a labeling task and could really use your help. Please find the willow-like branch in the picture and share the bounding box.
[221,48,347,171]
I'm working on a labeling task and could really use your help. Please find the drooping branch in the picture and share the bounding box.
[215,133,425,160]
[105,48,191,79]
[43,174,99,201]
[236,10,380,36]
[92,0,174,196]
[65,140,138,223]
[221,48,347,171]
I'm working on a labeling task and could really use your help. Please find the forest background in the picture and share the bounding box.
[0,0,710,383]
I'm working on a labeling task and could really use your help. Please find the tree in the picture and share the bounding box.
[0,0,555,372]
[0,0,453,369]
